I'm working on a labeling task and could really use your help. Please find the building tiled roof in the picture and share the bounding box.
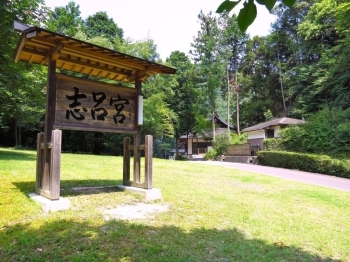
[179,128,231,139]
[179,114,234,139]
[241,117,305,132]
[215,114,235,130]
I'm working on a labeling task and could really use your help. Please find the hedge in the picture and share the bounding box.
[258,151,350,178]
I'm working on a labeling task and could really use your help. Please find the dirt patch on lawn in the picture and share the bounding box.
[103,203,169,221]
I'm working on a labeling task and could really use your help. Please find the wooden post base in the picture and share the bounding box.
[36,130,62,200]
[123,135,153,189]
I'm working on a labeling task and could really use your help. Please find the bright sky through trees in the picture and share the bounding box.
[43,0,276,60]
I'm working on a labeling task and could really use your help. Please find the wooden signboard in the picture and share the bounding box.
[54,74,137,133]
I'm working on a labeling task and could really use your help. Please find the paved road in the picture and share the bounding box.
[194,161,350,192]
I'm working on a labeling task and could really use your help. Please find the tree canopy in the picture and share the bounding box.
[2,0,350,159]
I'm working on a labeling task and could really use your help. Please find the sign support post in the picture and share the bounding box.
[36,57,62,200]
[134,72,142,183]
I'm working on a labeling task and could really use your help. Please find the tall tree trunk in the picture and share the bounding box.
[234,71,240,136]
[278,51,287,111]
[227,67,230,133]
[236,92,240,136]
[14,120,22,147]
[212,111,216,141]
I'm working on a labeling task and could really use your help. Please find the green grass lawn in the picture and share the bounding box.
[0,147,349,261]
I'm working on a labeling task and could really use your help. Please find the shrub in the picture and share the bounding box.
[212,131,231,155]
[264,138,282,151]
[212,131,248,156]
[175,154,187,160]
[204,148,218,160]
[278,125,308,152]
[231,132,248,144]
[278,108,350,157]
[258,150,350,178]
[330,121,350,158]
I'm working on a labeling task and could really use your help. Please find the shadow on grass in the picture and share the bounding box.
[0,218,341,262]
[13,179,124,197]
[0,148,36,161]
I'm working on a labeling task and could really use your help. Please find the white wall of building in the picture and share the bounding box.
[274,126,281,137]
[188,139,192,155]
[247,130,265,139]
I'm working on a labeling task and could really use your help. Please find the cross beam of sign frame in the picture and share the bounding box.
[13,21,176,200]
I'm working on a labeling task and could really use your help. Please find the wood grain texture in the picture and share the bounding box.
[14,26,176,83]
[50,130,61,200]
[145,135,153,189]
[123,137,131,185]
[54,74,137,133]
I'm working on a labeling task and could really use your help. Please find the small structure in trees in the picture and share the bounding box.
[242,117,305,150]
[13,22,176,203]
[177,114,235,158]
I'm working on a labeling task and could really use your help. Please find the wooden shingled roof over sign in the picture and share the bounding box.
[13,22,176,84]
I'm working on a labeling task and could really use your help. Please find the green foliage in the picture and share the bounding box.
[216,1,240,13]
[84,11,124,42]
[278,125,307,152]
[216,0,296,32]
[101,133,125,155]
[45,1,83,36]
[231,132,248,144]
[153,138,175,159]
[237,0,257,32]
[282,0,297,7]
[61,131,126,155]
[239,30,291,124]
[264,110,273,121]
[290,0,346,114]
[258,151,350,178]
[331,122,350,157]
[297,0,337,46]
[115,38,160,62]
[335,2,350,37]
[212,130,231,155]
[218,13,249,133]
[204,148,218,160]
[142,93,177,140]
[0,0,47,147]
[277,108,350,157]
[190,11,227,137]
[166,51,197,140]
[261,0,278,10]
[263,138,282,151]
[85,35,114,49]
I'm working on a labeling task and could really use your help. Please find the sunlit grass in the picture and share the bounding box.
[0,147,349,261]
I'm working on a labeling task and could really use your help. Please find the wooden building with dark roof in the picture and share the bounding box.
[242,117,305,149]
[177,114,235,158]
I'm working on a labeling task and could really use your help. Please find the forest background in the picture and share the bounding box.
[1,0,350,159]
